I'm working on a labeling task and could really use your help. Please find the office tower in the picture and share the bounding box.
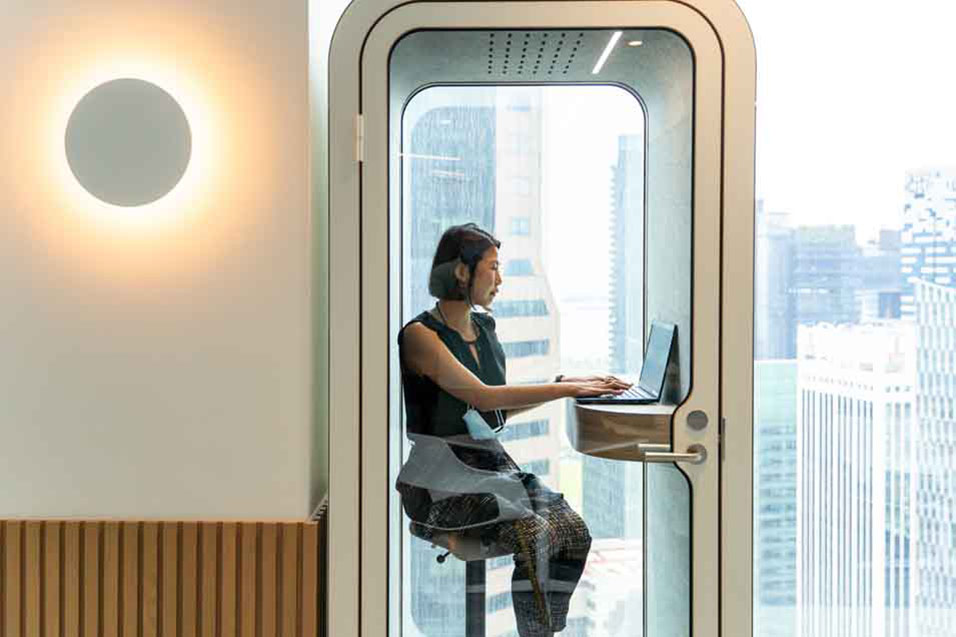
[795,322,916,637]
[753,360,798,637]
[901,170,956,319]
[608,134,645,374]
[912,280,956,637]
[578,133,646,542]
[859,229,902,321]
[755,200,796,359]
[792,225,863,327]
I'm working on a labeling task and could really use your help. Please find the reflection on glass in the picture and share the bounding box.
[398,85,650,636]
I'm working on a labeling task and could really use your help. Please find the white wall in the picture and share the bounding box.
[0,0,312,518]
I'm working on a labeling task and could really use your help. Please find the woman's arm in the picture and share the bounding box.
[402,323,622,411]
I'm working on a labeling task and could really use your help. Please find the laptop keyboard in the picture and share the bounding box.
[604,385,654,401]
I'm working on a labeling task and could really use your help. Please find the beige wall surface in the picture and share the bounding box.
[0,0,313,518]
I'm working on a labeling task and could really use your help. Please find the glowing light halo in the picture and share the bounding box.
[51,59,218,232]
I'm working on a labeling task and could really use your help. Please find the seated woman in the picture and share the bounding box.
[395,223,630,637]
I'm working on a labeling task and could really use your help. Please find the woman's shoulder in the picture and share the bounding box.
[399,311,441,343]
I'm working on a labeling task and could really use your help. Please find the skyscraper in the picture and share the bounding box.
[581,133,646,542]
[755,200,796,359]
[754,360,798,637]
[795,322,916,637]
[792,225,863,327]
[608,134,644,375]
[901,170,956,319]
[912,279,956,637]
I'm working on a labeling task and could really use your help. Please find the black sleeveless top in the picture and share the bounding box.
[398,309,507,438]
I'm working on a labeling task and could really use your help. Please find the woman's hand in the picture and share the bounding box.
[563,379,628,398]
[559,375,632,391]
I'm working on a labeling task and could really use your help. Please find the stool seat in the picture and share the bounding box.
[409,521,514,562]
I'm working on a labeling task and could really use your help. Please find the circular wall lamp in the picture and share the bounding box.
[65,78,192,207]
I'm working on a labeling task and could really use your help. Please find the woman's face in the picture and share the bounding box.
[468,246,502,308]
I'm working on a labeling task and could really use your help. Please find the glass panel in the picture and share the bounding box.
[390,28,693,637]
[744,2,956,636]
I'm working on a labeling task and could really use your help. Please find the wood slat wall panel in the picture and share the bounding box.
[0,519,324,637]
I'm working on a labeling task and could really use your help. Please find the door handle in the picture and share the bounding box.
[637,442,707,465]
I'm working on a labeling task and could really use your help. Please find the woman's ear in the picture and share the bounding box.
[454,261,470,287]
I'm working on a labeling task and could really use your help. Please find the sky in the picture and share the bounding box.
[540,86,644,303]
[538,0,956,252]
[737,0,956,239]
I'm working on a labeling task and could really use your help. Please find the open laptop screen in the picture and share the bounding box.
[637,322,675,395]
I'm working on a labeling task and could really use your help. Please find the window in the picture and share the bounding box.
[504,259,534,276]
[502,339,549,358]
[498,419,549,443]
[510,216,531,236]
[493,300,549,319]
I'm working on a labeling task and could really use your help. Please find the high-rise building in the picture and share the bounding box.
[753,360,798,637]
[581,133,646,542]
[608,134,644,375]
[860,229,903,322]
[901,170,956,319]
[912,279,956,637]
[795,322,916,637]
[792,225,863,327]
[755,200,796,359]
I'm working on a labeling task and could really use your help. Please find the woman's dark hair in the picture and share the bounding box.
[428,223,501,304]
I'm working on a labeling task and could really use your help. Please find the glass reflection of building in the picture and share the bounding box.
[795,322,916,637]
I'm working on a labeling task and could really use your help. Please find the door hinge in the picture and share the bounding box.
[355,113,365,163]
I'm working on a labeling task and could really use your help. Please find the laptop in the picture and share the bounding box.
[575,321,676,405]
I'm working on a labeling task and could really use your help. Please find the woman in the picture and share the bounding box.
[396,223,630,636]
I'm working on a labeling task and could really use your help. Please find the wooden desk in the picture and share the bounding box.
[567,402,677,462]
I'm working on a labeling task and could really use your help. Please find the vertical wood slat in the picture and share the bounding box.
[180,523,198,637]
[4,521,21,637]
[84,522,101,637]
[24,522,41,637]
[200,524,217,637]
[220,523,237,637]
[0,518,324,637]
[64,522,81,637]
[240,523,257,637]
[103,522,120,637]
[44,521,62,637]
[260,524,277,637]
[122,522,139,637]
[280,524,298,637]
[161,523,178,637]
[301,524,319,637]
[142,522,159,637]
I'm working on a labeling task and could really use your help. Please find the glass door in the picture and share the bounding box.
[338,2,750,635]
